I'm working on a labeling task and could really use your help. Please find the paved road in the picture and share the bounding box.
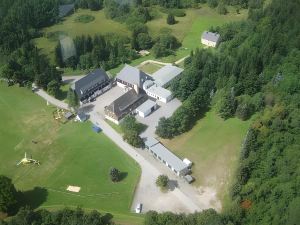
[89,112,203,213]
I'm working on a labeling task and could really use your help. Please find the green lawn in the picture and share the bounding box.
[34,6,246,76]
[137,62,163,74]
[34,9,130,63]
[0,82,142,225]
[160,109,251,202]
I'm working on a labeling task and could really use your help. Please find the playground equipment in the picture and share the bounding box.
[16,152,40,166]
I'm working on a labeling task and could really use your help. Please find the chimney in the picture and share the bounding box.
[133,84,139,94]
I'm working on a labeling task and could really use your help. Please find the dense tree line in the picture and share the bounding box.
[0,176,18,215]
[0,0,59,53]
[155,0,300,224]
[55,34,138,70]
[0,207,113,225]
[0,0,61,91]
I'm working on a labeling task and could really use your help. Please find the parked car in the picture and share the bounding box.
[184,175,195,184]
[135,203,142,213]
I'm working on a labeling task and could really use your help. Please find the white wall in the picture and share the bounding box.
[201,38,218,47]
[117,82,127,89]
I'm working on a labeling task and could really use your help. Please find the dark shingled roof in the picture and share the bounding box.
[201,31,220,43]
[73,69,109,99]
[59,4,74,18]
[106,89,147,119]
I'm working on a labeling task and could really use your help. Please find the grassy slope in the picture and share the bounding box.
[160,110,251,202]
[0,83,142,225]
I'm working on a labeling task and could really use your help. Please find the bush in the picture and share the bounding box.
[74,15,95,23]
[156,175,169,189]
[207,0,218,8]
[120,116,146,148]
[217,3,228,15]
[0,176,18,214]
[109,167,120,182]
[166,14,176,25]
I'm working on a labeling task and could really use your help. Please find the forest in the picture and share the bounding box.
[155,0,300,224]
[0,0,299,224]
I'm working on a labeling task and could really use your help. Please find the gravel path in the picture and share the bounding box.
[35,88,69,110]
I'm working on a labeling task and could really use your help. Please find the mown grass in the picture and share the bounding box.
[0,82,142,225]
[137,62,163,74]
[160,109,251,202]
[34,9,130,63]
[74,14,95,23]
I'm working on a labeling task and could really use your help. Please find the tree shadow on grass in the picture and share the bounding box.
[119,172,128,181]
[19,187,48,210]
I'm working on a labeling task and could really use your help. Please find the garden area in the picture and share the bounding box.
[0,83,142,225]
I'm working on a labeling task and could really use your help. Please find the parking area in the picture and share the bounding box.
[136,98,182,138]
[92,85,125,116]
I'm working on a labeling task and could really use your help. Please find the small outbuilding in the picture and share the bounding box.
[183,158,193,167]
[136,100,157,118]
[201,31,221,47]
[143,81,172,103]
[64,112,73,120]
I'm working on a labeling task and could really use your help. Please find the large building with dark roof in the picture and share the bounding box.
[71,69,111,103]
[104,87,148,124]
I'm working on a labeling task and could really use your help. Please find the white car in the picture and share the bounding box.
[135,203,142,213]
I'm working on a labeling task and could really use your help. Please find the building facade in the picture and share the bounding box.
[72,69,111,103]
[201,31,221,47]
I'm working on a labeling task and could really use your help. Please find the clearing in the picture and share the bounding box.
[34,6,247,76]
[34,9,129,63]
[160,110,252,204]
[0,83,142,225]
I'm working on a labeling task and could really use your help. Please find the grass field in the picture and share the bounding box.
[34,5,247,73]
[34,9,130,63]
[160,109,251,202]
[149,5,248,62]
[137,62,163,74]
[0,83,142,225]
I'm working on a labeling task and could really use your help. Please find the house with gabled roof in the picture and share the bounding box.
[201,31,221,47]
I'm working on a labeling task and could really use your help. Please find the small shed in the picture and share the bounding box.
[136,100,157,118]
[64,112,73,120]
[183,158,193,167]
[76,113,87,122]
[92,124,101,133]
